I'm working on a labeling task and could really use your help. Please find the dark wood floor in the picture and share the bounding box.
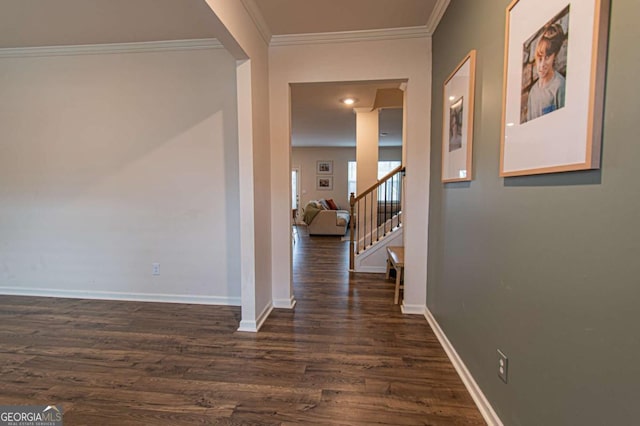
[0,228,484,425]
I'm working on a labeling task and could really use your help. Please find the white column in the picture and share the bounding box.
[236,59,258,332]
[355,108,379,194]
[354,108,380,249]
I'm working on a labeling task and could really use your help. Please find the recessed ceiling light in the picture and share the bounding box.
[449,96,456,101]
[341,98,357,105]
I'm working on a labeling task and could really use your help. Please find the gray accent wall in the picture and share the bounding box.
[429,1,640,424]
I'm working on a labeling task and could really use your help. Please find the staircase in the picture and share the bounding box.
[349,166,405,272]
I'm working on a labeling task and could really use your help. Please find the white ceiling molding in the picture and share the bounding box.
[0,39,223,58]
[425,0,451,34]
[241,0,273,45]
[270,26,430,47]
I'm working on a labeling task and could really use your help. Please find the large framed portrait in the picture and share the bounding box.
[500,0,610,176]
[442,50,476,182]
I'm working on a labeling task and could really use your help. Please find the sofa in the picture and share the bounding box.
[303,199,350,236]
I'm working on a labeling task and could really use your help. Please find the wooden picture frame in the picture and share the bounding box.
[316,176,333,190]
[500,0,610,177]
[442,50,476,182]
[316,160,333,175]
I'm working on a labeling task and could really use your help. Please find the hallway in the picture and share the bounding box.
[0,229,484,424]
[269,227,486,424]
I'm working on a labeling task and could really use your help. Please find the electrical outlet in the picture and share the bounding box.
[497,349,508,383]
[152,262,160,276]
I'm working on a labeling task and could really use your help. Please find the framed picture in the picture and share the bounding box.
[500,0,610,177]
[316,176,333,191]
[316,160,333,174]
[442,50,477,182]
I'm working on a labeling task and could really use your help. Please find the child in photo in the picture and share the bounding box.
[527,23,566,121]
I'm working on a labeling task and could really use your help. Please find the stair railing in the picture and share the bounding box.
[349,165,405,270]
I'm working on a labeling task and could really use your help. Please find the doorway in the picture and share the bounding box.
[292,167,300,241]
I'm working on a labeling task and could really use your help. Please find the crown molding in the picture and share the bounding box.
[270,25,430,47]
[241,0,273,46]
[0,38,223,58]
[353,107,374,114]
[426,0,451,34]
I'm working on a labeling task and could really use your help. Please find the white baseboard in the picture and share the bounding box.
[355,266,387,273]
[273,296,297,309]
[401,303,427,315]
[424,308,503,426]
[237,301,274,333]
[0,287,241,306]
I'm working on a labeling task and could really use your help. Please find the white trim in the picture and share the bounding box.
[270,26,430,47]
[0,287,240,306]
[401,303,427,315]
[273,296,297,309]
[238,301,274,333]
[0,39,223,58]
[426,0,452,34]
[241,0,273,45]
[353,224,403,273]
[355,266,387,273]
[424,308,503,426]
[235,59,259,333]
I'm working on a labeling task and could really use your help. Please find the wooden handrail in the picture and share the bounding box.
[349,165,405,270]
[351,165,405,204]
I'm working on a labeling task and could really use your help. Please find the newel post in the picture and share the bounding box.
[349,192,357,270]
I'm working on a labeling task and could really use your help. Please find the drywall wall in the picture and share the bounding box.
[292,146,402,211]
[0,46,241,304]
[292,147,355,210]
[202,0,273,329]
[429,1,640,424]
[270,36,431,311]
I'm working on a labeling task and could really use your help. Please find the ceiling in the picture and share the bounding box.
[0,0,444,148]
[253,0,440,147]
[0,0,221,49]
[251,0,438,36]
[291,81,405,148]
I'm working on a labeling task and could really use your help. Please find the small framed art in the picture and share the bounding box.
[500,0,610,176]
[442,50,476,182]
[316,160,333,174]
[316,176,333,190]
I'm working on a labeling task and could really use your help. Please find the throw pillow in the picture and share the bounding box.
[318,199,330,210]
[326,198,338,210]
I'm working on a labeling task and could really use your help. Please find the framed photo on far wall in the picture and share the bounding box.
[316,176,333,190]
[500,0,610,177]
[316,160,333,174]
[442,50,476,183]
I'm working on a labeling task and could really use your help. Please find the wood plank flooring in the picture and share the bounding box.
[0,229,485,425]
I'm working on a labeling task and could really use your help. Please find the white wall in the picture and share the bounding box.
[270,37,431,312]
[292,147,354,209]
[379,146,403,162]
[0,46,241,304]
[292,146,402,211]
[202,0,274,329]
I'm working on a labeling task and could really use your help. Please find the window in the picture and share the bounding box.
[347,161,358,199]
[377,161,402,179]
[377,161,402,202]
[291,168,299,209]
[347,161,402,200]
